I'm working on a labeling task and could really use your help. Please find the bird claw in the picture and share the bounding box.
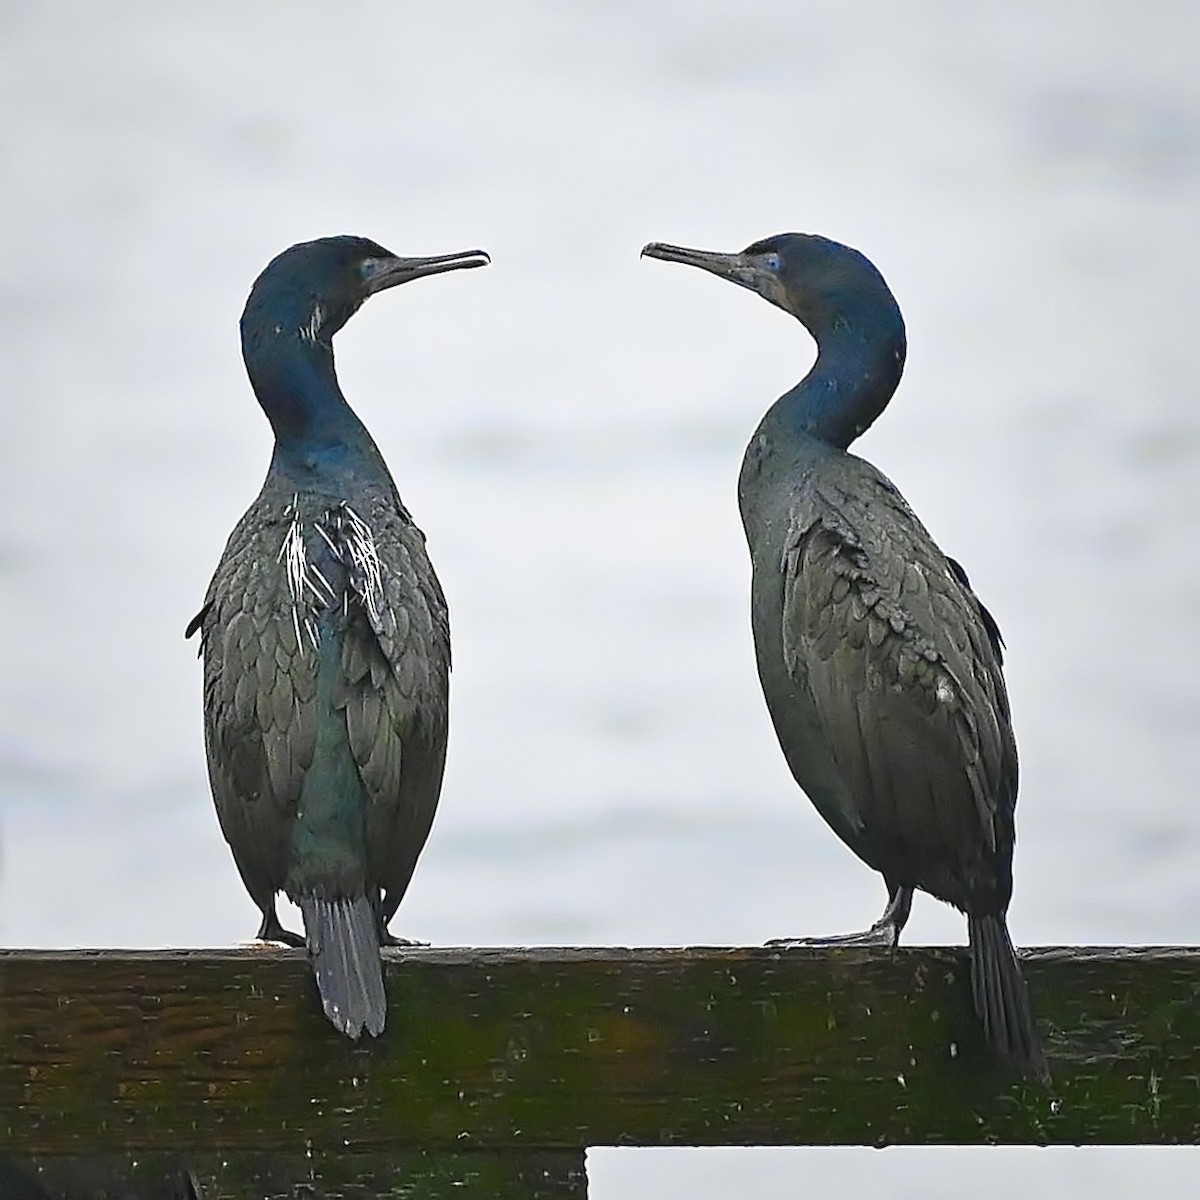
[766,922,898,949]
[379,931,428,948]
[255,908,306,948]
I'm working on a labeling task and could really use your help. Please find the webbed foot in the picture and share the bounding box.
[256,906,306,948]
[767,920,898,949]
[768,884,912,950]
[378,929,429,948]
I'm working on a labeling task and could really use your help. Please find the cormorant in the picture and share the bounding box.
[642,233,1046,1080]
[187,235,488,1038]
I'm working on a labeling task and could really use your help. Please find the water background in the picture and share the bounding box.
[1,2,1198,1194]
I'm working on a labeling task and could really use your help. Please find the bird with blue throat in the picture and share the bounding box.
[642,232,1047,1081]
[188,235,489,1038]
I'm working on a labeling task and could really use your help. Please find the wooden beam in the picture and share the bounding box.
[3,946,1198,1155]
[2,1149,588,1200]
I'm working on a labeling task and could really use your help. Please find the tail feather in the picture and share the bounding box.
[298,894,386,1039]
[967,913,1048,1083]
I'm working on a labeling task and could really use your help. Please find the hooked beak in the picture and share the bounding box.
[641,241,767,290]
[364,248,491,294]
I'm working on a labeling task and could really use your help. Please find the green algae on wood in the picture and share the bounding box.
[13,1150,587,1200]
[3,946,1200,1154]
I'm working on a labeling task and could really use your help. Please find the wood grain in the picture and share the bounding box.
[3,946,1198,1154]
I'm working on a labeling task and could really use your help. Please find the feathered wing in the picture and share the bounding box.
[779,457,1017,913]
[192,498,317,916]
[335,493,451,926]
[192,487,448,920]
[778,457,1045,1078]
[191,485,449,1037]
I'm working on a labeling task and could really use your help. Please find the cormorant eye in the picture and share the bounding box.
[764,252,782,272]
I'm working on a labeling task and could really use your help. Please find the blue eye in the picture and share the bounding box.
[764,252,782,271]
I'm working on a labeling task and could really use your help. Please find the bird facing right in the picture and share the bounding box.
[188,235,488,1040]
[642,233,1047,1081]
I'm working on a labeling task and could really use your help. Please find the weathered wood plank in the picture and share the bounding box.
[2,946,1198,1151]
[3,1149,588,1200]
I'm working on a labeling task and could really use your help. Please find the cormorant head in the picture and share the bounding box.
[241,235,490,349]
[642,233,901,344]
[643,232,907,448]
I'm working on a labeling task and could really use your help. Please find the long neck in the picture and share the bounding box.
[771,299,906,451]
[242,327,385,484]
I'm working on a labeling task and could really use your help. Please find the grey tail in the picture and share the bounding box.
[298,894,386,1039]
[967,913,1049,1083]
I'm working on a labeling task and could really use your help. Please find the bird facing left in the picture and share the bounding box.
[186,235,489,1038]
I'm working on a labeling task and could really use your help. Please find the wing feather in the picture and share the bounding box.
[780,460,1016,909]
[193,498,316,907]
[334,496,450,906]
[193,486,449,921]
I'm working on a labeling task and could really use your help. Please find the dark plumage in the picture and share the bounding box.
[188,235,488,1037]
[643,233,1046,1080]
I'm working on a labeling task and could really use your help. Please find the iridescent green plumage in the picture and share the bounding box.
[644,233,1045,1080]
[189,236,486,1037]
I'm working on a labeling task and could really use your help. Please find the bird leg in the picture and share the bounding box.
[256,904,306,948]
[378,926,429,948]
[379,916,432,945]
[374,887,429,947]
[768,882,913,949]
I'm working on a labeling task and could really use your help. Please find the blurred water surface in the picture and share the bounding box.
[1,2,1198,1196]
